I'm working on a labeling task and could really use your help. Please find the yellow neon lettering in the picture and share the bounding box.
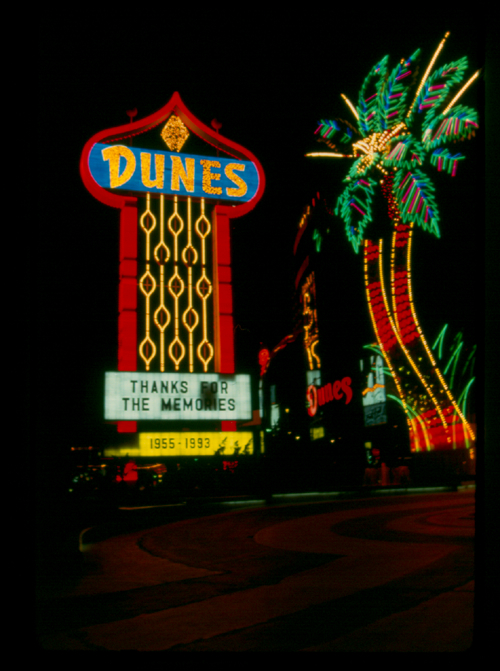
[170,155,195,192]
[101,145,136,188]
[200,160,222,195]
[141,152,165,189]
[225,163,248,197]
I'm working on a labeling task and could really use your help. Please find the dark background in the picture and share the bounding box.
[34,16,489,494]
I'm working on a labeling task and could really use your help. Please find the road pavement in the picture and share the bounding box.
[36,488,477,651]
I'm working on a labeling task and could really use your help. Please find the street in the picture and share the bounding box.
[36,488,475,651]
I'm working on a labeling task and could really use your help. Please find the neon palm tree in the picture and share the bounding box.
[308,33,479,452]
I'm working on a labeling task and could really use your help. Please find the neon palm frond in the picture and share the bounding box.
[423,104,479,152]
[383,135,425,170]
[393,168,440,236]
[431,324,448,359]
[315,118,361,152]
[379,49,420,130]
[357,55,389,135]
[410,57,469,129]
[335,177,376,253]
[430,148,465,176]
[458,378,475,417]
[432,326,476,404]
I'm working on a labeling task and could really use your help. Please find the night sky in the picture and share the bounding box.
[34,16,487,478]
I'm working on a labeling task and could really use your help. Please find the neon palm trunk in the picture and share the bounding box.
[364,172,475,451]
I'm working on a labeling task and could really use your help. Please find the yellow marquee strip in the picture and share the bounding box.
[139,432,254,457]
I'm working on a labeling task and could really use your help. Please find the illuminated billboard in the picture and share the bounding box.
[105,372,252,421]
[361,353,387,426]
[139,431,254,456]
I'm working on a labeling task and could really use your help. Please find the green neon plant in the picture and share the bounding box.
[431,325,476,421]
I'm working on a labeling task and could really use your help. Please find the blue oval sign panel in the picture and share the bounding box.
[88,143,259,203]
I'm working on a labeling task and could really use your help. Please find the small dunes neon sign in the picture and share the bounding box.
[306,377,352,417]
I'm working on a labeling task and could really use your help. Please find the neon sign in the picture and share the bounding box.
[88,144,259,203]
[361,353,387,426]
[306,385,318,417]
[307,376,352,417]
[80,92,265,433]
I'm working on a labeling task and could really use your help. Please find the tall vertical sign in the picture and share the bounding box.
[81,93,265,433]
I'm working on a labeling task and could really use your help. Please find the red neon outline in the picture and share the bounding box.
[295,256,310,290]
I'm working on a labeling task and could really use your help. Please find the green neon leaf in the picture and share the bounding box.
[393,168,440,236]
[335,177,376,253]
[345,155,372,181]
[422,104,479,152]
[313,228,322,252]
[457,378,475,416]
[379,49,420,130]
[444,333,463,391]
[315,118,360,152]
[431,324,448,360]
[383,135,425,170]
[430,148,465,176]
[461,344,476,377]
[387,393,418,418]
[408,56,469,128]
[357,55,389,136]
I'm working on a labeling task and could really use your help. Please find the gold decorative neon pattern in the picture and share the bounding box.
[161,114,190,152]
[137,194,214,373]
[153,195,171,371]
[302,272,321,371]
[181,198,199,372]
[299,206,311,229]
[195,200,214,371]
[139,194,157,370]
[168,197,186,370]
[139,267,157,370]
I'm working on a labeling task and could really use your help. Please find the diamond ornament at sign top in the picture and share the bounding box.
[161,115,190,152]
